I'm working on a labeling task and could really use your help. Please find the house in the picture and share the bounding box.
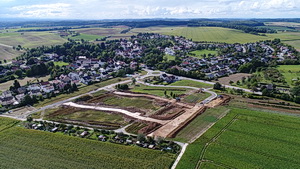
[68,72,80,81]
[81,76,92,85]
[80,131,89,137]
[160,74,179,83]
[30,89,42,96]
[17,87,27,94]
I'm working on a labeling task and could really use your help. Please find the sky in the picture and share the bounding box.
[0,0,299,19]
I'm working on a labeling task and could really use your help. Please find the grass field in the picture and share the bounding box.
[188,50,218,58]
[169,80,213,88]
[173,106,229,143]
[0,118,176,169]
[67,33,104,41]
[74,27,135,40]
[165,54,176,61]
[54,61,69,67]
[131,84,189,97]
[35,78,128,108]
[183,92,211,104]
[277,65,300,86]
[177,107,300,169]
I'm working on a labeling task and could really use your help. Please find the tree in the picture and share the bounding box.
[72,83,78,91]
[291,86,300,97]
[137,134,146,142]
[13,80,21,89]
[15,70,23,78]
[294,96,300,104]
[3,59,7,63]
[213,82,223,90]
[229,80,234,85]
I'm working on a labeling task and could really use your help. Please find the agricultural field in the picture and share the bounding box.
[125,122,148,134]
[131,26,300,50]
[66,33,104,41]
[130,84,189,97]
[0,44,24,61]
[44,107,128,129]
[0,117,19,132]
[169,80,213,88]
[0,31,67,48]
[177,107,300,169]
[188,50,218,58]
[73,27,135,40]
[0,75,50,91]
[0,119,176,169]
[173,106,229,143]
[277,65,300,86]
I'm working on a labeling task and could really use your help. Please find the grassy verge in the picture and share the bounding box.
[169,80,213,88]
[130,84,189,97]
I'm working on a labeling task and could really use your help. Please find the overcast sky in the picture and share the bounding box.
[0,0,299,19]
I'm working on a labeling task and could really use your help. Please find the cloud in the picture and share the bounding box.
[2,0,300,19]
[10,3,71,18]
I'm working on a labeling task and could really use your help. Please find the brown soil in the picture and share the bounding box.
[216,73,251,85]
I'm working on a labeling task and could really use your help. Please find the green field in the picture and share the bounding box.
[54,61,69,67]
[173,106,228,143]
[0,31,67,48]
[188,50,218,58]
[0,118,175,169]
[0,45,24,61]
[177,108,300,169]
[165,54,176,61]
[183,93,211,104]
[67,33,104,41]
[277,65,300,86]
[132,26,300,49]
[131,84,189,97]
[169,80,213,88]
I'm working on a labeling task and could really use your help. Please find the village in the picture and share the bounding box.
[0,33,298,108]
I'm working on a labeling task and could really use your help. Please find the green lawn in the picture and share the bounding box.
[177,108,300,169]
[188,50,218,58]
[131,84,189,97]
[277,65,300,86]
[54,61,69,67]
[169,80,213,88]
[165,54,176,61]
[0,118,176,169]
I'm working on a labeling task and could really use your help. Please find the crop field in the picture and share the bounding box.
[0,117,19,132]
[131,84,189,97]
[74,27,135,40]
[0,31,67,48]
[169,80,213,88]
[132,26,300,49]
[177,108,300,169]
[188,50,218,58]
[173,106,229,143]
[277,65,300,86]
[0,120,176,169]
[67,33,104,41]
[44,107,128,129]
[0,44,24,61]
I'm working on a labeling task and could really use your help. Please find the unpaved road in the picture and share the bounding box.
[63,102,170,124]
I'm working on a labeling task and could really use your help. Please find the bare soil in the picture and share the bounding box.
[216,73,251,85]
